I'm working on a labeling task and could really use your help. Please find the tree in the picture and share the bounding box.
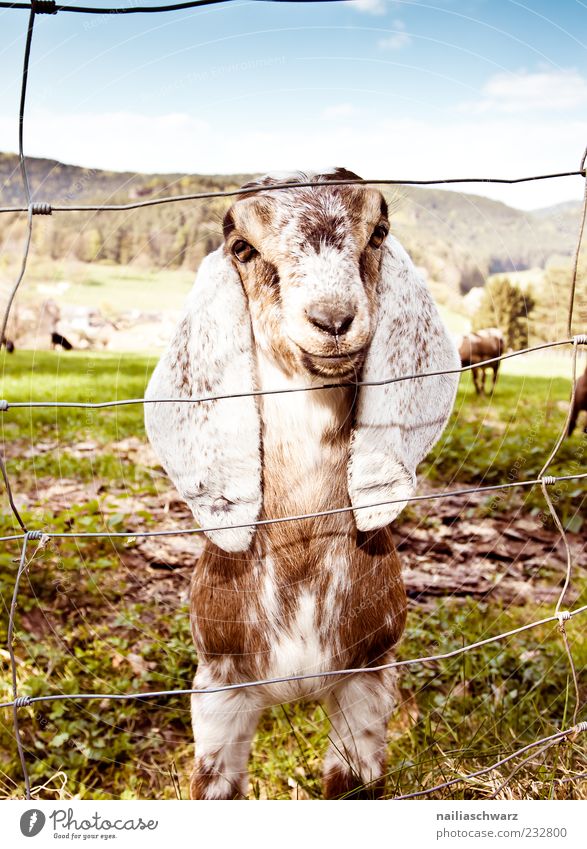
[472,276,535,351]
[529,261,587,343]
[76,228,103,263]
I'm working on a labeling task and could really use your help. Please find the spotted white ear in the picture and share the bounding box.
[145,247,261,552]
[348,235,459,531]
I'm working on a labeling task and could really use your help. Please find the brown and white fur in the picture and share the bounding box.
[145,169,459,799]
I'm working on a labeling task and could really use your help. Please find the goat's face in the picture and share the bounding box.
[222,174,389,380]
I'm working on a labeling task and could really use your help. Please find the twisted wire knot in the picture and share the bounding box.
[25,530,44,541]
[29,202,52,215]
[0,400,8,412]
[556,611,571,625]
[574,721,587,733]
[573,333,587,346]
[13,695,32,708]
[540,476,557,486]
[31,0,58,14]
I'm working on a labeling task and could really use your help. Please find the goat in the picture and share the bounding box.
[568,364,587,436]
[145,169,459,800]
[51,331,74,351]
[458,328,504,395]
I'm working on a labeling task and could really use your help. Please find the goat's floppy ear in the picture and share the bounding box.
[145,247,262,552]
[348,235,459,531]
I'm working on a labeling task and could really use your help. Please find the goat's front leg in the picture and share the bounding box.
[322,666,397,799]
[190,668,261,800]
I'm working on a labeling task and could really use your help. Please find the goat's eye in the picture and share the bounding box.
[369,224,389,249]
[232,239,257,263]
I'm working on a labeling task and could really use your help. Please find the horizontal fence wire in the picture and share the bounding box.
[0,0,342,14]
[0,338,584,411]
[0,0,586,802]
[393,723,587,801]
[1,586,586,710]
[0,169,585,215]
[1,472,587,544]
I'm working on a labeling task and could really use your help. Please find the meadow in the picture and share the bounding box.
[0,350,585,800]
[4,256,195,317]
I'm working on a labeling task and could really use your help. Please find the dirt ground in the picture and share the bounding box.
[12,435,586,614]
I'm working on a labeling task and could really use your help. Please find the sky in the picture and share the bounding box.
[0,0,586,209]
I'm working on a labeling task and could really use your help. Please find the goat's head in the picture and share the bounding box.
[145,169,460,552]
[222,170,387,380]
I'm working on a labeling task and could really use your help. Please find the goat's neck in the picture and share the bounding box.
[256,350,353,516]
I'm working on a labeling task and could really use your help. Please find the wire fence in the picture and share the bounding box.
[0,0,586,802]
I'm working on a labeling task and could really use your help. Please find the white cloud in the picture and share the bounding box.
[346,0,388,15]
[463,69,587,114]
[322,103,357,120]
[378,20,412,50]
[1,107,584,209]
[0,110,210,176]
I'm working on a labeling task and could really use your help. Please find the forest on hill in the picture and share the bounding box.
[0,152,582,295]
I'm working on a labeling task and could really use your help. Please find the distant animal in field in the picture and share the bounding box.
[458,328,505,395]
[1,336,14,353]
[67,309,113,350]
[51,331,74,351]
[145,168,459,800]
[568,365,587,436]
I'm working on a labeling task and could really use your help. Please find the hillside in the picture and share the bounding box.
[390,187,582,294]
[0,152,582,295]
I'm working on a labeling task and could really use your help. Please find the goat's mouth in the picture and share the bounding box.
[295,344,366,378]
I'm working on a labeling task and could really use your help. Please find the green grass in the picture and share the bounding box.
[501,351,587,379]
[425,368,586,530]
[0,350,585,799]
[0,348,156,447]
[10,257,195,316]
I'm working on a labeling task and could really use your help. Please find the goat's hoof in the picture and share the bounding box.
[323,768,386,800]
[189,768,247,801]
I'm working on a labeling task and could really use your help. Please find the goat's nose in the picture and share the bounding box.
[306,305,355,336]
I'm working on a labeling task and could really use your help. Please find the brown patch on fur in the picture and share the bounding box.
[359,245,378,286]
[190,759,244,800]
[323,765,386,799]
[222,209,236,240]
[190,549,270,667]
[173,315,193,391]
[321,168,363,185]
[359,245,384,321]
[244,257,300,376]
[251,199,273,227]
[256,258,280,290]
[299,213,346,253]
